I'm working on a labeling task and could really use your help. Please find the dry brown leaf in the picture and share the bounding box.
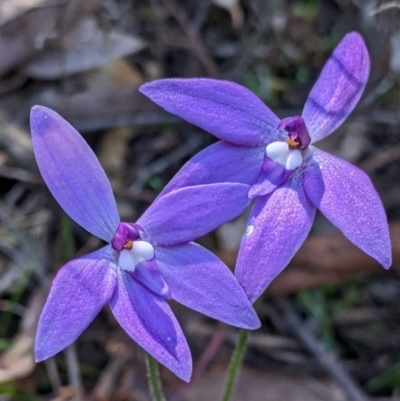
[98,127,135,186]
[22,17,145,79]
[0,0,101,75]
[0,0,51,27]
[50,386,78,401]
[35,86,155,130]
[217,223,400,296]
[0,4,62,75]
[268,222,400,295]
[88,58,145,91]
[0,334,34,383]
[32,55,149,130]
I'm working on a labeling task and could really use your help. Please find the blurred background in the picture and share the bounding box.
[0,0,400,400]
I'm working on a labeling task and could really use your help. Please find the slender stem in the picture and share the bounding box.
[145,353,167,401]
[220,329,249,401]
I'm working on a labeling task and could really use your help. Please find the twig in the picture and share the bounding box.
[160,0,220,77]
[91,352,132,401]
[184,0,213,75]
[193,0,212,30]
[186,319,299,351]
[65,344,84,401]
[148,0,168,62]
[361,77,394,108]
[45,358,62,393]
[274,297,368,401]
[71,112,179,132]
[358,143,400,173]
[359,109,400,125]
[0,198,48,294]
[171,322,228,401]
[370,2,400,15]
[129,135,204,192]
[0,166,41,185]
[192,323,228,384]
[0,165,154,202]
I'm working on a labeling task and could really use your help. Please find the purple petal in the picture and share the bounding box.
[302,32,370,142]
[248,160,288,198]
[131,258,171,299]
[35,246,117,361]
[160,141,264,196]
[303,147,391,268]
[249,142,303,198]
[140,78,283,147]
[235,172,316,303]
[138,183,251,246]
[110,271,191,382]
[30,106,120,242]
[155,243,260,329]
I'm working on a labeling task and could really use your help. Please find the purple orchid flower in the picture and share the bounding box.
[30,106,260,382]
[139,32,392,303]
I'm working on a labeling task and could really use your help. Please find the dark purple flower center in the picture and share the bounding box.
[111,222,143,251]
[111,222,170,299]
[278,116,311,151]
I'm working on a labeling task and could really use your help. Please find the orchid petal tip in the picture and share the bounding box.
[250,316,262,330]
[34,347,51,363]
[180,369,192,383]
[138,81,152,93]
[30,105,56,121]
[382,257,392,270]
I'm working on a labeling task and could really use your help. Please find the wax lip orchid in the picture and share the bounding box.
[139,32,392,303]
[30,106,260,382]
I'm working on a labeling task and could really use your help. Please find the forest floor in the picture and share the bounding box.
[0,0,400,400]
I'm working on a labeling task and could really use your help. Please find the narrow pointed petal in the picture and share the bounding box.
[140,78,283,147]
[30,106,120,242]
[110,271,191,382]
[131,258,171,299]
[302,32,370,142]
[155,243,260,329]
[160,141,264,196]
[236,172,316,303]
[138,183,251,246]
[303,147,391,268]
[35,246,117,362]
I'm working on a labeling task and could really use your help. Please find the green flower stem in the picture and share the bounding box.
[220,329,249,401]
[145,353,167,401]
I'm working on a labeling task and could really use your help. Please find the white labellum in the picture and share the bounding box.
[119,240,154,272]
[266,141,303,170]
